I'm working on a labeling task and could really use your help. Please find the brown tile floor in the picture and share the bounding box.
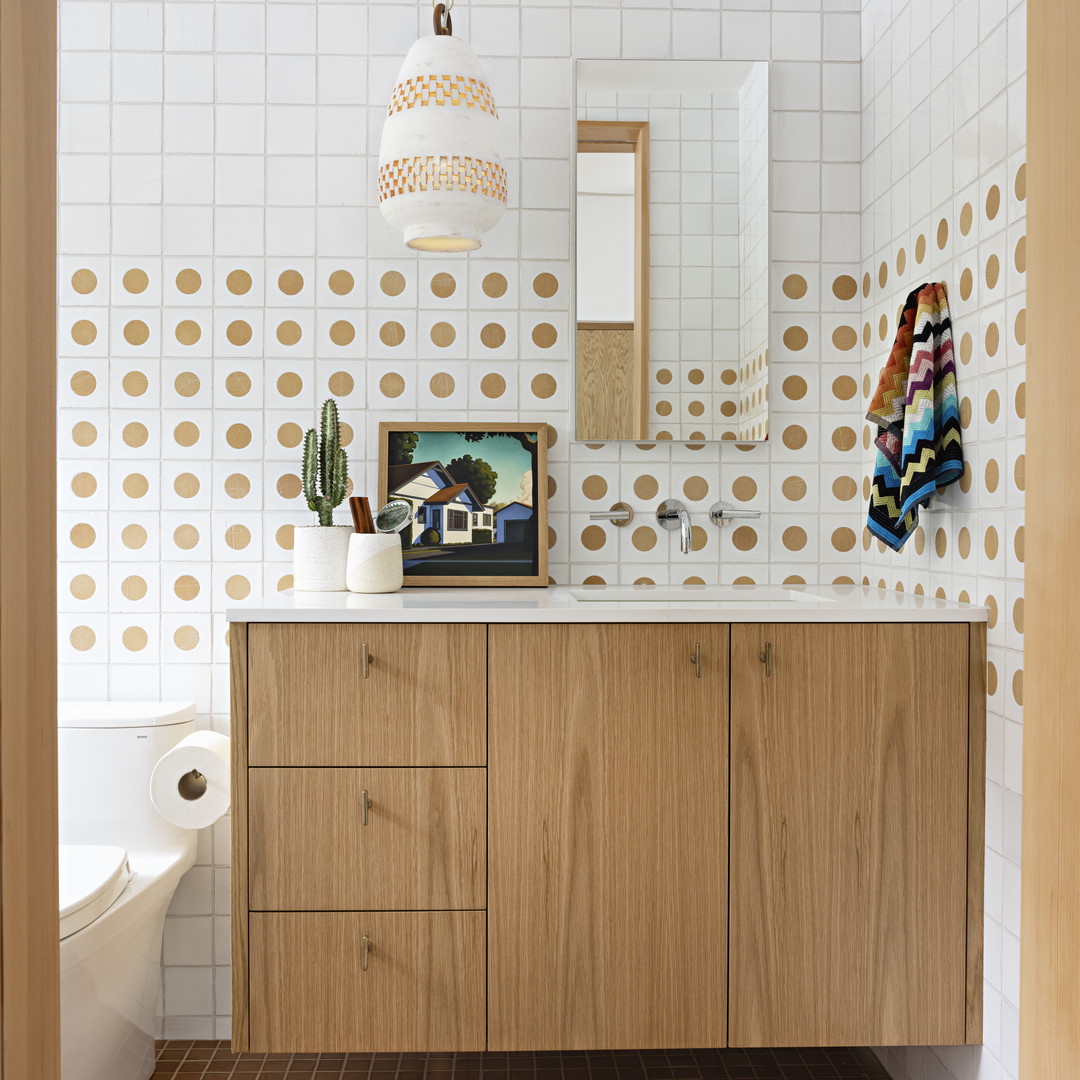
[152,1042,890,1080]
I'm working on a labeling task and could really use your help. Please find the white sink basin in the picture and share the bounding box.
[569,584,828,603]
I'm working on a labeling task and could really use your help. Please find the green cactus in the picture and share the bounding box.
[301,398,349,526]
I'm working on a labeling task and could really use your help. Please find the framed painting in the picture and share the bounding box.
[377,422,549,587]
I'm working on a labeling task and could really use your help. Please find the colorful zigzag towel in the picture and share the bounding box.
[866,282,963,551]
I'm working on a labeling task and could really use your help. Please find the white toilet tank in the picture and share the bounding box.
[58,701,197,853]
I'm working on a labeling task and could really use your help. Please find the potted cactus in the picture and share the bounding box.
[292,398,352,591]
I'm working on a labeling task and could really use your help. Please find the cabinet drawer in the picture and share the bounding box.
[249,911,485,1052]
[248,767,486,911]
[247,623,485,766]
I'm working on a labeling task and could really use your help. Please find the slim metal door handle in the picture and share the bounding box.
[361,788,373,826]
[361,934,372,971]
[362,643,371,679]
[760,641,773,677]
[690,642,702,678]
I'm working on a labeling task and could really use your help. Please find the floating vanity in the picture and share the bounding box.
[227,585,987,1054]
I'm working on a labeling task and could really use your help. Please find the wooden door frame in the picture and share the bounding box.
[0,0,60,1075]
[0,0,1074,1073]
[1021,2,1080,1075]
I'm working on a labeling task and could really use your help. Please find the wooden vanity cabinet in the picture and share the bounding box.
[232,622,487,1054]
[231,617,984,1054]
[487,624,729,1050]
[728,623,982,1047]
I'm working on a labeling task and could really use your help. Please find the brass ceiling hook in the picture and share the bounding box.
[432,1,453,35]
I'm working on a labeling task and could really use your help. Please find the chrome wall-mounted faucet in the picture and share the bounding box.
[588,502,634,527]
[657,499,693,555]
[708,502,762,526]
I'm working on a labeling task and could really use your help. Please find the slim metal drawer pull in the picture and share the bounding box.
[361,935,372,971]
[760,641,773,677]
[361,789,372,826]
[690,642,702,678]
[362,643,371,679]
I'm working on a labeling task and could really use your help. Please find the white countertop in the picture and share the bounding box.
[227,584,988,624]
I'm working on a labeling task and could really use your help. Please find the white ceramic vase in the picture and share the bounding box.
[346,534,404,594]
[377,34,506,252]
[292,526,352,592]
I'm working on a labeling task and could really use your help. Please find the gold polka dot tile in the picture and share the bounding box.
[379,270,407,297]
[123,268,148,295]
[58,219,1023,741]
[72,268,98,295]
[226,269,252,296]
[276,320,303,347]
[227,319,253,346]
[856,159,1025,741]
[46,307,87,351]
[328,269,354,296]
[482,272,508,299]
[278,269,304,296]
[175,268,202,295]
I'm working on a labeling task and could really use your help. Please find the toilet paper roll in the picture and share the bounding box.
[149,731,231,830]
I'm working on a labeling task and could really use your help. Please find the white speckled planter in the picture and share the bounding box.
[292,526,352,592]
[377,34,506,252]
[346,534,404,594]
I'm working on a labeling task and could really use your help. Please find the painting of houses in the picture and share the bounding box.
[386,461,495,547]
[379,423,548,586]
[494,501,534,544]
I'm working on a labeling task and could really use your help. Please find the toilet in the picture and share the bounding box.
[58,702,200,1080]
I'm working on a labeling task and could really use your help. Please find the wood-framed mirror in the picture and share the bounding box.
[576,120,650,442]
[573,59,771,444]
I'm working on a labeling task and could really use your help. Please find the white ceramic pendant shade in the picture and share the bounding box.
[378,32,507,252]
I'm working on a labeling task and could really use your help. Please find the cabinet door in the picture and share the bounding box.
[249,767,486,910]
[488,624,728,1050]
[248,623,485,766]
[249,911,485,1052]
[729,623,969,1046]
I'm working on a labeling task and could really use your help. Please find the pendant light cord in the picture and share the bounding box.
[432,1,453,35]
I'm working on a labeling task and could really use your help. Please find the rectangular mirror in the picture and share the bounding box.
[573,59,770,444]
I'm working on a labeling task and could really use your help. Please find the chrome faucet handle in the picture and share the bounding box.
[657,499,693,555]
[588,502,633,527]
[709,502,762,526]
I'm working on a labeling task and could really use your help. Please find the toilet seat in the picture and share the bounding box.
[59,844,132,940]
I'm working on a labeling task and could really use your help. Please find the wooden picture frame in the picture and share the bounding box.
[377,422,549,588]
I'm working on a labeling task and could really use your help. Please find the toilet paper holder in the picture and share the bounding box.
[177,768,207,801]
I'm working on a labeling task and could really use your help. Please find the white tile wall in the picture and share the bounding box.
[58,0,977,1044]
[860,1,1026,1078]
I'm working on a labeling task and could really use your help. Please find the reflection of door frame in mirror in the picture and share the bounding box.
[575,120,649,441]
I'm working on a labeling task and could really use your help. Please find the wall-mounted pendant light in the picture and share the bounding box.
[377,0,507,252]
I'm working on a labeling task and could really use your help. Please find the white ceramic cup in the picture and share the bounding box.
[346,533,404,594]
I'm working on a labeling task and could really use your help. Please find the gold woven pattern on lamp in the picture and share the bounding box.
[377,156,507,201]
[388,73,498,117]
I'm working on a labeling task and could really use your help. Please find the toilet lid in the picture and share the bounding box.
[59,844,131,940]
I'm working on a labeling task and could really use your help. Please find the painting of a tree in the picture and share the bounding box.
[388,430,419,465]
[463,430,538,453]
[446,455,498,504]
